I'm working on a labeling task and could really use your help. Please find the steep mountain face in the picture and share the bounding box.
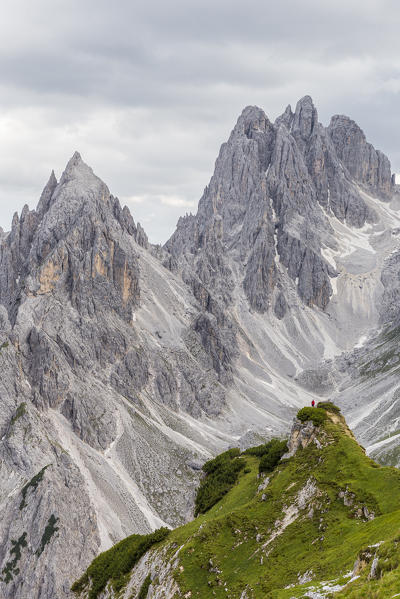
[72,406,400,599]
[0,96,399,598]
[0,154,232,599]
[166,95,400,444]
[167,96,392,317]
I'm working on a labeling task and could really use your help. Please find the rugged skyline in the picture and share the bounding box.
[1,92,400,598]
[1,0,400,242]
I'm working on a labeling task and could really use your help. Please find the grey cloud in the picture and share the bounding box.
[0,0,399,243]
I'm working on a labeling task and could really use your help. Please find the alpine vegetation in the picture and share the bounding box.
[72,406,400,598]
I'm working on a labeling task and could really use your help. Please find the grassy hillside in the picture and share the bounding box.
[72,404,400,598]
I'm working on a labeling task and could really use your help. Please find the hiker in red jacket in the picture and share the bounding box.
[311,400,315,407]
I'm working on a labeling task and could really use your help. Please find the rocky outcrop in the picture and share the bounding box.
[378,250,400,325]
[0,342,100,599]
[284,419,321,458]
[167,96,393,316]
[0,153,141,325]
[328,115,393,199]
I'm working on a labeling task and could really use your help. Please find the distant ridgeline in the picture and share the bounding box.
[72,402,400,598]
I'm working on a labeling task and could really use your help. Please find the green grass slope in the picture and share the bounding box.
[73,405,400,599]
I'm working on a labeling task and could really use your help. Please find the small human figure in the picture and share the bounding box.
[311,400,315,407]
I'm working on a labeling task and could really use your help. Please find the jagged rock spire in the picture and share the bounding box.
[37,170,58,216]
[291,95,318,142]
[328,115,392,198]
[275,104,293,129]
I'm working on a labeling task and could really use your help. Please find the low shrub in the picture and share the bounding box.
[36,514,59,556]
[1,532,27,583]
[317,401,341,414]
[71,527,169,599]
[20,465,49,510]
[297,407,327,427]
[195,448,246,516]
[258,439,288,474]
[10,403,27,426]
[244,444,273,457]
[138,573,152,598]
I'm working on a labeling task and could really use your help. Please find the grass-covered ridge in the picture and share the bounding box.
[71,527,169,599]
[72,408,400,598]
[297,406,327,426]
[194,448,246,516]
[317,400,341,414]
[244,438,288,473]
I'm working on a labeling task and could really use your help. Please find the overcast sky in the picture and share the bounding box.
[1,0,399,243]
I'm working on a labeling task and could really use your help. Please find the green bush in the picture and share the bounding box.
[202,448,241,474]
[36,514,59,556]
[244,443,273,457]
[244,439,287,458]
[1,532,27,583]
[317,401,341,414]
[20,465,49,510]
[71,527,169,599]
[138,573,152,598]
[10,403,27,426]
[258,439,288,474]
[297,407,327,427]
[195,448,246,516]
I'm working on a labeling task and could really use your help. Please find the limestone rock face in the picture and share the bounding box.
[167,96,393,316]
[0,96,398,598]
[283,419,319,458]
[0,153,229,599]
[328,115,393,199]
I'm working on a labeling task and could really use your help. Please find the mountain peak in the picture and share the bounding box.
[233,105,272,139]
[71,150,82,161]
[292,94,318,140]
[37,170,58,216]
[296,94,315,107]
[328,113,393,197]
[275,103,293,129]
[240,104,266,119]
[43,152,112,219]
[59,151,98,184]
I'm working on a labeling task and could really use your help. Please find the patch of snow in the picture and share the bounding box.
[354,334,368,349]
[321,246,337,269]
[330,275,338,296]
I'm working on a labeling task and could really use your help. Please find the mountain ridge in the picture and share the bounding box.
[0,96,400,598]
[72,404,400,599]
